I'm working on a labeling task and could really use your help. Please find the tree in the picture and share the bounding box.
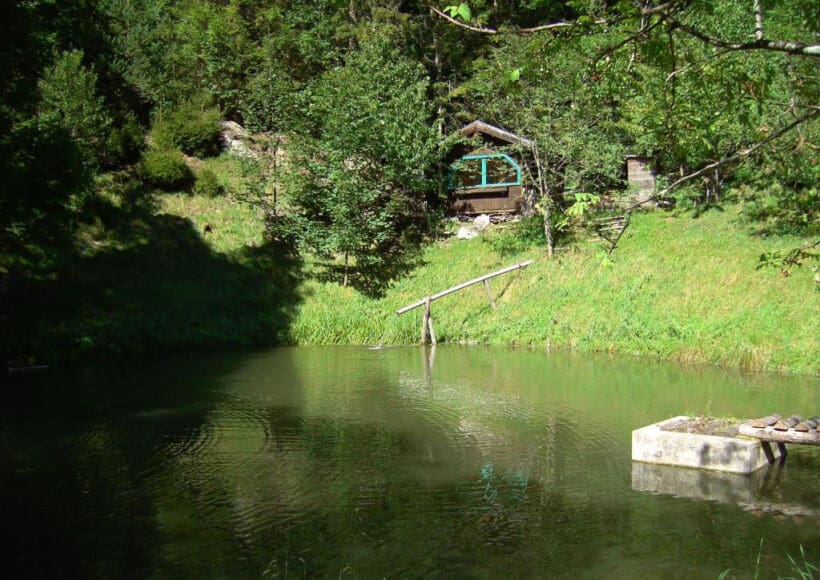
[284,33,439,295]
[38,50,112,170]
[433,0,819,246]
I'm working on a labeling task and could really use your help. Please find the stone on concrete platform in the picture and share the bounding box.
[632,415,778,474]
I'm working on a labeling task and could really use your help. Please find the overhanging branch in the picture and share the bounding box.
[428,2,685,36]
[604,109,819,254]
[429,2,820,57]
[669,18,820,57]
[633,108,819,210]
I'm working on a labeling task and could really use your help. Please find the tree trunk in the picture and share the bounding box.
[754,0,764,41]
[343,251,349,287]
[531,142,554,256]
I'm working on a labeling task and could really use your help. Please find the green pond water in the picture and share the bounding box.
[1,346,818,578]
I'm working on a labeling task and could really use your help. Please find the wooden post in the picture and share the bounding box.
[422,296,431,345]
[761,441,775,464]
[427,311,437,345]
[483,280,496,309]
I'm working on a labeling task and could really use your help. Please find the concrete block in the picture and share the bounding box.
[632,416,778,474]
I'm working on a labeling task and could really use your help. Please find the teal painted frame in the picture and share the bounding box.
[448,153,522,190]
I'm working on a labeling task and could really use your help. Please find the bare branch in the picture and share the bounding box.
[428,2,686,36]
[627,109,819,213]
[669,18,820,57]
[428,5,498,34]
[430,2,819,57]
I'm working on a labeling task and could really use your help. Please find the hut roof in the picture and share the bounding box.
[459,120,533,147]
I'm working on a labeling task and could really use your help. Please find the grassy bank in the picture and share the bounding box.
[288,209,817,374]
[5,166,817,374]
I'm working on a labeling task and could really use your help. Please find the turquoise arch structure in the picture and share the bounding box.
[448,153,523,190]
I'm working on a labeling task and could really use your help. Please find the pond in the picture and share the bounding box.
[2,346,818,578]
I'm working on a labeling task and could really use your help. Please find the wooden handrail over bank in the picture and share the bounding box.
[396,260,533,315]
[396,259,534,344]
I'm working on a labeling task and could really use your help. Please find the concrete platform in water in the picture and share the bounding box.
[632,416,779,474]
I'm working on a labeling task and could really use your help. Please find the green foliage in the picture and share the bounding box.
[241,68,300,133]
[103,112,145,166]
[756,241,818,271]
[444,4,473,22]
[485,216,545,257]
[150,100,222,158]
[140,148,192,191]
[285,33,438,295]
[194,168,223,198]
[38,49,112,170]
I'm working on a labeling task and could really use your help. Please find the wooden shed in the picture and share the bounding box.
[448,121,533,215]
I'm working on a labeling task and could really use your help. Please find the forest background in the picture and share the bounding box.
[0,0,817,371]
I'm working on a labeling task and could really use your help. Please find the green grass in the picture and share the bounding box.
[6,169,817,375]
[289,207,818,374]
[157,192,264,253]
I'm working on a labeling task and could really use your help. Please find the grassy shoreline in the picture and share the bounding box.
[5,179,817,375]
[287,210,817,375]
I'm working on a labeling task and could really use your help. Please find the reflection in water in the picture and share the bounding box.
[1,346,817,578]
[632,462,820,520]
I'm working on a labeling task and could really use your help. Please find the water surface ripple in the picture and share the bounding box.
[1,346,817,578]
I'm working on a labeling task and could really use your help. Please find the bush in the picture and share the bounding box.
[102,113,144,167]
[150,100,222,158]
[485,216,545,257]
[140,148,193,191]
[194,168,223,197]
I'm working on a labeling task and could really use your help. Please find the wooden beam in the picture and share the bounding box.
[396,260,533,315]
[738,423,820,445]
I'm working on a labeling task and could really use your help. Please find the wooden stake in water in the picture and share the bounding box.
[422,296,430,345]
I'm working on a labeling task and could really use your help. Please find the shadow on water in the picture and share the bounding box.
[1,190,303,364]
[0,350,300,578]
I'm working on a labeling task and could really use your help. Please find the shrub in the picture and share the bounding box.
[150,100,222,158]
[140,148,193,191]
[194,168,223,197]
[103,113,144,167]
[486,216,545,257]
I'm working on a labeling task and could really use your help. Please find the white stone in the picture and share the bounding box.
[473,214,491,229]
[456,226,478,240]
[632,416,778,474]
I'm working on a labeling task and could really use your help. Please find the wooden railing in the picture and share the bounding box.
[396,260,533,344]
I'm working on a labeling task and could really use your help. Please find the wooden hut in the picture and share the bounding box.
[448,121,533,215]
